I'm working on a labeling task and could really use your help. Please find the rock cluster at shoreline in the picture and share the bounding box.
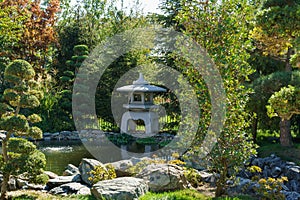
[0,154,299,199]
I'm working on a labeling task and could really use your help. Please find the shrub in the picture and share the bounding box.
[88,164,116,184]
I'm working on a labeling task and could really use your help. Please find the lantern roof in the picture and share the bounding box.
[116,73,166,93]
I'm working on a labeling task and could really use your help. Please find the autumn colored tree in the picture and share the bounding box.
[0,0,60,69]
[0,60,47,200]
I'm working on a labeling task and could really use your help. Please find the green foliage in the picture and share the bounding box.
[136,137,157,145]
[139,189,210,200]
[87,164,116,184]
[251,0,300,58]
[183,168,203,188]
[4,60,35,82]
[27,114,42,124]
[0,115,29,134]
[247,71,300,132]
[1,138,47,183]
[175,0,258,196]
[267,85,300,120]
[0,59,46,198]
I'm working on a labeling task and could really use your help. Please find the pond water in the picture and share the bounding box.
[35,140,160,175]
[36,140,94,175]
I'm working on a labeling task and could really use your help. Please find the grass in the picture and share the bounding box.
[139,189,253,200]
[257,143,300,165]
[256,129,300,165]
[9,190,96,200]
[9,189,254,200]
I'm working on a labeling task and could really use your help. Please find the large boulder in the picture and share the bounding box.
[110,159,134,177]
[50,182,91,196]
[136,164,189,192]
[79,158,104,186]
[91,177,148,200]
[109,157,151,177]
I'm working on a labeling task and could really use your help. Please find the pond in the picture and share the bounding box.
[35,140,160,175]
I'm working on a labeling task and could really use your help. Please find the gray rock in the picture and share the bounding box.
[8,178,17,191]
[16,179,28,189]
[251,157,264,169]
[91,177,148,200]
[136,164,189,192]
[63,164,79,176]
[271,166,282,178]
[44,171,59,179]
[50,182,90,195]
[63,169,74,176]
[227,177,257,197]
[287,180,300,192]
[287,167,300,181]
[110,159,134,177]
[0,133,6,141]
[79,158,105,186]
[47,174,81,189]
[26,183,46,190]
[198,170,217,184]
[282,191,300,200]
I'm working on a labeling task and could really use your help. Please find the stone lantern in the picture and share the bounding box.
[116,73,166,134]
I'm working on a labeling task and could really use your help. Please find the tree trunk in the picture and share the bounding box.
[1,135,10,200]
[280,118,293,147]
[252,116,258,143]
[0,173,9,200]
[215,174,225,197]
[285,47,292,72]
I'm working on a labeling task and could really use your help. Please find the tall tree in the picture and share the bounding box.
[251,0,300,71]
[0,0,60,69]
[267,85,300,146]
[250,0,300,145]
[174,0,257,196]
[0,60,47,200]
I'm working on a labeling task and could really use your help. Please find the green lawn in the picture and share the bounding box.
[9,189,254,200]
[257,143,300,165]
[139,189,253,200]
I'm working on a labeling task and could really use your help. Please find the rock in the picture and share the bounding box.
[136,164,189,192]
[198,170,217,184]
[286,167,300,181]
[44,171,59,179]
[110,159,134,177]
[79,158,104,186]
[287,180,300,192]
[8,178,17,191]
[251,157,264,169]
[227,177,257,197]
[47,174,81,189]
[16,179,28,189]
[26,183,46,190]
[63,164,79,176]
[50,182,90,195]
[282,191,300,200]
[91,177,148,200]
[0,133,6,141]
[63,170,74,176]
[271,166,282,178]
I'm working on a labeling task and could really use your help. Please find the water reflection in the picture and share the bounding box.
[35,140,159,175]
